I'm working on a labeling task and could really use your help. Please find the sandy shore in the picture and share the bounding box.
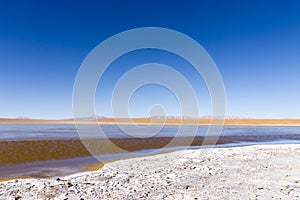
[1,144,300,199]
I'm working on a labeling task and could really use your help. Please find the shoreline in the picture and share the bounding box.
[2,134,299,170]
[1,144,300,199]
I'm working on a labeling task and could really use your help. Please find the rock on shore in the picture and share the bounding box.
[1,144,300,200]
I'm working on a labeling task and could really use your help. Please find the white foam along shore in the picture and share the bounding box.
[1,144,300,200]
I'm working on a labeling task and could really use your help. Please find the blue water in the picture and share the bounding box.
[0,124,300,141]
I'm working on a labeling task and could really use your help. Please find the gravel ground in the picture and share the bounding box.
[1,144,300,200]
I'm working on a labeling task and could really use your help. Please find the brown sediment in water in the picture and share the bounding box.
[84,162,104,171]
[0,139,91,166]
[0,136,226,167]
[1,133,298,180]
[2,132,299,167]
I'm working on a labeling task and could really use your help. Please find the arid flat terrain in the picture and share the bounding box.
[1,118,300,126]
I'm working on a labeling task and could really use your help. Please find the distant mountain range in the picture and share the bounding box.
[16,117,31,119]
[10,115,249,120]
[1,117,300,126]
[64,116,107,120]
[200,115,248,119]
[147,115,248,119]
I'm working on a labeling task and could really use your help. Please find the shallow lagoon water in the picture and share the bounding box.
[0,124,299,179]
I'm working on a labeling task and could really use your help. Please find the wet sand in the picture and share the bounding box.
[0,144,300,199]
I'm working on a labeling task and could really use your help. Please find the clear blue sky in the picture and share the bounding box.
[0,0,299,119]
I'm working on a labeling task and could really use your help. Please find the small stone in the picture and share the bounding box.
[183,185,190,189]
[67,182,74,187]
